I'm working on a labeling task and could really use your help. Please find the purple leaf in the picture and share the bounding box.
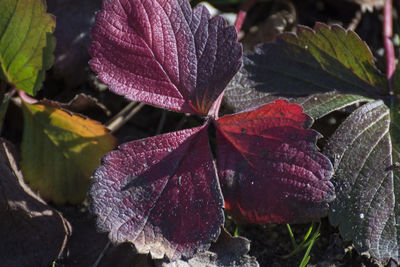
[89,124,224,260]
[216,100,335,224]
[89,0,242,116]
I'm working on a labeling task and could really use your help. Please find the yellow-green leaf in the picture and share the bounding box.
[21,99,117,204]
[0,0,55,95]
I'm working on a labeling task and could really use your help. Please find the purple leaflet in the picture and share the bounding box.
[89,124,224,260]
[89,0,242,116]
[216,100,335,224]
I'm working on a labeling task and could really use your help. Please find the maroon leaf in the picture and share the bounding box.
[89,0,242,116]
[89,124,224,260]
[216,100,335,224]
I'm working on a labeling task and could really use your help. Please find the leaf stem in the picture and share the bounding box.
[18,90,38,104]
[92,241,111,267]
[384,0,395,94]
[107,102,146,133]
[234,0,258,33]
[155,110,167,135]
[347,10,362,31]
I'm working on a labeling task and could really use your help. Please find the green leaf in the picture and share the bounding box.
[223,23,386,116]
[0,0,55,95]
[324,100,400,262]
[282,23,386,88]
[294,93,373,119]
[21,99,117,204]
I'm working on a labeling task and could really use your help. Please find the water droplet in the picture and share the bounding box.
[250,181,254,185]
[359,213,364,219]
[306,183,310,188]
[332,209,336,212]
[167,148,172,152]
[141,141,146,146]
[304,45,308,49]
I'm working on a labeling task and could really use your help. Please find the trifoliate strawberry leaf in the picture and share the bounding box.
[89,124,224,260]
[21,96,117,204]
[216,100,335,224]
[0,0,55,95]
[89,0,242,116]
[223,23,385,115]
[324,100,400,263]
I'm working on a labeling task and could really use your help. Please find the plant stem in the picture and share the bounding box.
[234,0,258,33]
[92,241,111,267]
[155,110,167,135]
[348,10,362,31]
[18,90,38,104]
[384,0,395,94]
[107,102,146,133]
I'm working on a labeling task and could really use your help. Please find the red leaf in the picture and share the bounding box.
[89,124,224,260]
[216,100,335,224]
[89,0,242,116]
